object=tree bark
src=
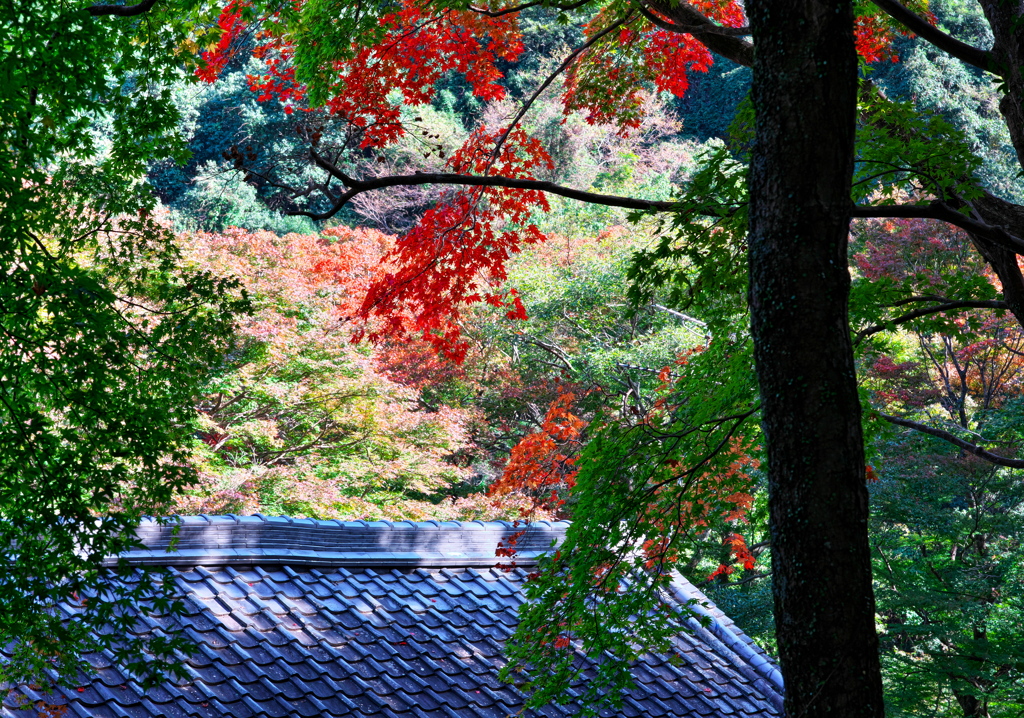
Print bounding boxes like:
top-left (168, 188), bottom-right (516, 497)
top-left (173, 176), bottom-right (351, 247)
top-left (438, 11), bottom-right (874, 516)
top-left (954, 692), bottom-right (990, 718)
top-left (978, 2), bottom-right (1024, 166)
top-left (967, 192), bottom-right (1024, 329)
top-left (747, 1), bottom-right (885, 716)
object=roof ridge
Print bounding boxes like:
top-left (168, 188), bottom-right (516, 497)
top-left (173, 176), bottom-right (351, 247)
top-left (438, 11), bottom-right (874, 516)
top-left (668, 576), bottom-right (785, 711)
top-left (107, 515), bottom-right (570, 569)
top-left (144, 515), bottom-right (569, 527)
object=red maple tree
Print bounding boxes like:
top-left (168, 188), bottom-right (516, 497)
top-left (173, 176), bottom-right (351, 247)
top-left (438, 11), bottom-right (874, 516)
top-left (194, 0), bottom-right (902, 361)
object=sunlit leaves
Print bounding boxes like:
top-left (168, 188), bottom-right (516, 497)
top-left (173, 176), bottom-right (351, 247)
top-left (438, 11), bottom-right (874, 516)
top-left (854, 89), bottom-right (983, 205)
top-left (0, 193), bottom-right (247, 689)
top-left (357, 126), bottom-right (554, 361)
top-left (1, 0), bottom-right (250, 688)
top-left (504, 337), bottom-right (761, 710)
top-left (626, 143), bottom-right (748, 328)
top-left (488, 392), bottom-right (583, 517)
top-left (849, 216), bottom-right (999, 342)
top-left (204, 0), bottom-right (525, 143)
top-left (561, 5), bottom-right (716, 133)
top-left (849, 202), bottom-right (1024, 713)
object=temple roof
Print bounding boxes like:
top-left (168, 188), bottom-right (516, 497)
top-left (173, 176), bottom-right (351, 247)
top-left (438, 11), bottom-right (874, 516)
top-left (1, 516), bottom-right (783, 718)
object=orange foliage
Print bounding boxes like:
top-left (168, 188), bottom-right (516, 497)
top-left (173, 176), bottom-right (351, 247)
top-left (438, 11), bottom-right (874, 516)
top-left (488, 392), bottom-right (584, 519)
top-left (707, 563), bottom-right (734, 581)
top-left (653, 436), bottom-right (758, 530)
top-left (854, 14), bottom-right (899, 63)
top-left (724, 532), bottom-right (755, 570)
top-left (706, 534), bottom-right (756, 581)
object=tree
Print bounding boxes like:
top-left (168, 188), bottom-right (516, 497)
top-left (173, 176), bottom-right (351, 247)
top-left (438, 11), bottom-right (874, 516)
top-left (746, 2), bottom-right (885, 716)
top-left (192, 0), bottom-right (897, 713)
top-left (11, 0), bottom-right (1024, 715)
top-left (871, 435), bottom-right (1024, 717)
top-left (0, 0), bottom-right (248, 692)
top-left (853, 215), bottom-right (1024, 716)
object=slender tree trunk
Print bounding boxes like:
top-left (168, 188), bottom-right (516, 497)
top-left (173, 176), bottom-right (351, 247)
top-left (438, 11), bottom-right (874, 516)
top-left (746, 2), bottom-right (885, 716)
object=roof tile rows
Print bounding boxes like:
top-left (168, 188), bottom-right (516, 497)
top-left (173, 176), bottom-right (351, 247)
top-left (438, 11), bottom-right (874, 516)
top-left (1, 517), bottom-right (782, 717)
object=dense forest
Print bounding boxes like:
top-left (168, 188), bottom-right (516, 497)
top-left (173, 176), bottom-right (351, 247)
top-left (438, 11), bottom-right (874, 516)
top-left (2, 0), bottom-right (1023, 716)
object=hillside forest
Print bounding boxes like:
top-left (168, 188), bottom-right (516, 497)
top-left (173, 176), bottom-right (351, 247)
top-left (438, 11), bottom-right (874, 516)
top-left (2, 0), bottom-right (1024, 716)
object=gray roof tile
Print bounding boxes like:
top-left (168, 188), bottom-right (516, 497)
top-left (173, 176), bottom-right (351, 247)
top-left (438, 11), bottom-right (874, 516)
top-left (2, 518), bottom-right (782, 717)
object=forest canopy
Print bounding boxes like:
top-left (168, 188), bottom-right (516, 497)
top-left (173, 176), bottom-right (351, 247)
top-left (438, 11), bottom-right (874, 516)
top-left (2, 1), bottom-right (1024, 717)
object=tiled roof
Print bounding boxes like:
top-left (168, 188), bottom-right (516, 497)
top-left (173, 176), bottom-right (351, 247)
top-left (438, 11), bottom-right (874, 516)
top-left (2, 516), bottom-right (783, 717)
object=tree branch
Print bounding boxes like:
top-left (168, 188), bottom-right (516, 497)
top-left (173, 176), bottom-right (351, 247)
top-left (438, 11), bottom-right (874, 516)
top-left (964, 191), bottom-right (1024, 330)
top-left (291, 168), bottom-right (1024, 266)
top-left (698, 570), bottom-right (770, 588)
top-left (650, 304), bottom-right (708, 328)
top-left (516, 335), bottom-right (576, 373)
top-left (733, 571), bottom-right (771, 586)
top-left (644, 0), bottom-right (753, 66)
top-left (868, 0), bottom-right (993, 71)
top-left (877, 412), bottom-right (1024, 468)
top-left (87, 0), bottom-right (159, 17)
top-left (300, 151), bottom-right (677, 220)
top-left (888, 294), bottom-right (955, 307)
top-left (855, 300), bottom-right (1009, 342)
top-left (634, 4), bottom-right (750, 37)
top-left (489, 16), bottom-right (628, 163)
top-left (467, 0), bottom-right (593, 18)
top-left (851, 201), bottom-right (1024, 255)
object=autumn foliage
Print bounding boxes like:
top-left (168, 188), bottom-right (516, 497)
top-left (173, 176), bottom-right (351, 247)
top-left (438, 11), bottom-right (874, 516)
top-left (176, 0), bottom-right (923, 608)
top-left (169, 226), bottom-right (514, 520)
top-left (192, 0), bottom-right (898, 364)
top-left (355, 125), bottom-right (551, 361)
top-left (489, 391), bottom-right (584, 518)
top-left (189, 0), bottom-right (910, 371)
top-left (177, 0), bottom-right (969, 675)
top-left (853, 216), bottom-right (1024, 422)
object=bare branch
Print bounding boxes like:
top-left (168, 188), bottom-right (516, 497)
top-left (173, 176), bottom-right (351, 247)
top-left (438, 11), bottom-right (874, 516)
top-left (489, 17), bottom-right (628, 163)
top-left (516, 335), bottom-right (577, 373)
top-left (888, 294), bottom-right (956, 307)
top-left (868, 0), bottom-right (993, 71)
top-left (301, 151), bottom-right (677, 220)
top-left (87, 0), bottom-right (158, 17)
top-left (878, 412), bottom-right (1024, 468)
top-left (615, 361), bottom-right (667, 376)
top-left (855, 299), bottom-right (1009, 343)
top-left (733, 571), bottom-right (771, 586)
top-left (651, 304), bottom-right (707, 327)
top-left (635, 4), bottom-right (750, 37)
top-left (851, 201), bottom-right (1024, 255)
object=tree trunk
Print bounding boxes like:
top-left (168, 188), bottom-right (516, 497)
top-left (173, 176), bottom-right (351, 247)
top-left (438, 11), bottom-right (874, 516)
top-left (746, 2), bottom-right (885, 717)
top-left (968, 192), bottom-right (1024, 329)
top-left (978, 2), bottom-right (1024, 166)
top-left (955, 692), bottom-right (990, 718)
